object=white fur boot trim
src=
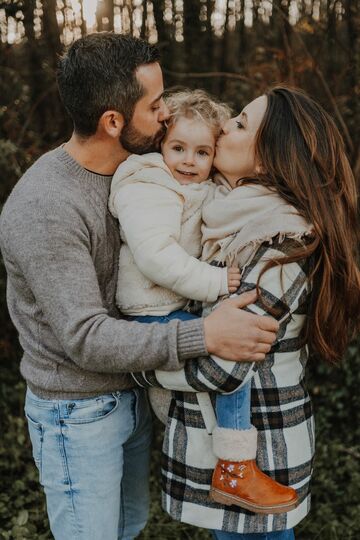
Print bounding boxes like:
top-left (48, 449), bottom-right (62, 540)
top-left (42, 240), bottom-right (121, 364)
top-left (212, 426), bottom-right (257, 461)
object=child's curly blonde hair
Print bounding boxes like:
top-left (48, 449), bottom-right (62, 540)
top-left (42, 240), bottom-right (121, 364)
top-left (164, 89), bottom-right (232, 137)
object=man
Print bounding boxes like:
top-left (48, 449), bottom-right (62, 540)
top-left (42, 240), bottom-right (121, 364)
top-left (0, 33), bottom-right (278, 539)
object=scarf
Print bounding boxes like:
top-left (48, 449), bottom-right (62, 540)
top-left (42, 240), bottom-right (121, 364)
top-left (201, 176), bottom-right (314, 270)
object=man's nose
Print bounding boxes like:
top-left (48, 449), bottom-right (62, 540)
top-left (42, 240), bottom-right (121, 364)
top-left (158, 101), bottom-right (170, 123)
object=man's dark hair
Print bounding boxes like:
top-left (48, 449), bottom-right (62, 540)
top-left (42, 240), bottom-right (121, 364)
top-left (57, 33), bottom-right (160, 137)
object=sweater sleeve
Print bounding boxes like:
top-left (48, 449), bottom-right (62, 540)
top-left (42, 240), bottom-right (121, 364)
top-left (0, 191), bottom-right (207, 373)
top-left (132, 243), bottom-right (309, 393)
top-left (113, 182), bottom-right (228, 302)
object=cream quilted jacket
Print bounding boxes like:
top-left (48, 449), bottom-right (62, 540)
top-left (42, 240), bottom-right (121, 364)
top-left (109, 153), bottom-right (228, 315)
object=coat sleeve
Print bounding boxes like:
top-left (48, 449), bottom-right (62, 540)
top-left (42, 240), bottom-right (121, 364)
top-left (113, 182), bottom-right (228, 302)
top-left (132, 243), bottom-right (310, 393)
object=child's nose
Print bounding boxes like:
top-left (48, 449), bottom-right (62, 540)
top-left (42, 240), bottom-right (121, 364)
top-left (183, 152), bottom-right (195, 165)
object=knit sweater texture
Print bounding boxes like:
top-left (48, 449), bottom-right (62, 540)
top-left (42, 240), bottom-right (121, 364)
top-left (0, 147), bottom-right (207, 399)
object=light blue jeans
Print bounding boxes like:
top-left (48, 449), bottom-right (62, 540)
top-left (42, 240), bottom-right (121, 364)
top-left (25, 386), bottom-right (152, 540)
top-left (216, 379), bottom-right (252, 430)
top-left (212, 529), bottom-right (295, 539)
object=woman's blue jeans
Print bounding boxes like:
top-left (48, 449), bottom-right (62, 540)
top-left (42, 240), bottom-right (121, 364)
top-left (212, 529), bottom-right (295, 539)
top-left (130, 310), bottom-right (252, 431)
top-left (25, 386), bottom-right (152, 540)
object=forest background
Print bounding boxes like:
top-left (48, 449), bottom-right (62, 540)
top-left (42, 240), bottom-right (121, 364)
top-left (0, 1), bottom-right (359, 539)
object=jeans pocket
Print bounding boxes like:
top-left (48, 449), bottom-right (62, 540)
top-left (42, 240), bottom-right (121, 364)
top-left (25, 413), bottom-right (44, 483)
top-left (62, 394), bottom-right (119, 425)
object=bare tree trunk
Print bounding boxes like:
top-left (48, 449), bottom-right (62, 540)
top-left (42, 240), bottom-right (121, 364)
top-left (23, 0), bottom-right (37, 44)
top-left (252, 0), bottom-right (260, 31)
top-left (152, 0), bottom-right (167, 44)
top-left (206, 0), bottom-right (214, 70)
top-left (345, 0), bottom-right (359, 166)
top-left (22, 0), bottom-right (65, 139)
top-left (219, 0), bottom-right (230, 94)
top-left (282, 1), bottom-right (294, 84)
top-left (326, 0), bottom-right (337, 81)
top-left (140, 0), bottom-right (147, 39)
top-left (183, 0), bottom-right (202, 71)
top-left (80, 0), bottom-right (87, 36)
top-left (221, 0), bottom-right (230, 70)
top-left (42, 0), bottom-right (62, 70)
top-left (96, 0), bottom-right (114, 32)
top-left (106, 0), bottom-right (115, 32)
top-left (273, 0), bottom-right (294, 83)
top-left (22, 0), bottom-right (42, 122)
top-left (237, 0), bottom-right (246, 63)
top-left (345, 0), bottom-right (357, 90)
top-left (128, 0), bottom-right (133, 36)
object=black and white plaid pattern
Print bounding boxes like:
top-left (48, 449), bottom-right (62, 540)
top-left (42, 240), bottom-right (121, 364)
top-left (133, 238), bottom-right (315, 533)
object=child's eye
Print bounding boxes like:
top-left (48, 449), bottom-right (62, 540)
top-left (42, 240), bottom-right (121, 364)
top-left (236, 120), bottom-right (244, 129)
top-left (152, 106), bottom-right (160, 111)
top-left (198, 150), bottom-right (209, 156)
top-left (173, 145), bottom-right (184, 152)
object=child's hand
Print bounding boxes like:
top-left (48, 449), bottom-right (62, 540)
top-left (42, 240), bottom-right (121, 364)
top-left (227, 266), bottom-right (241, 293)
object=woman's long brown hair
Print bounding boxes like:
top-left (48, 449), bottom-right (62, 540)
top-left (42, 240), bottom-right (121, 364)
top-left (254, 86), bottom-right (360, 363)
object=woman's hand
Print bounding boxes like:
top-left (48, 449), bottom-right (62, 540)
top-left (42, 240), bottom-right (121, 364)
top-left (203, 290), bottom-right (279, 362)
top-left (227, 266), bottom-right (241, 293)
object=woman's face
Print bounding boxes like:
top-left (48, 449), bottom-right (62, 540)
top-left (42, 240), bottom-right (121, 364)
top-left (214, 95), bottom-right (268, 188)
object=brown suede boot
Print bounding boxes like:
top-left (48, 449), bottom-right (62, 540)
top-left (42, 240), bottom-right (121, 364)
top-left (209, 427), bottom-right (299, 514)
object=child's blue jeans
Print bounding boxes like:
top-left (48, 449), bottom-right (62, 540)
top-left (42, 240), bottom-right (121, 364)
top-left (130, 310), bottom-right (252, 430)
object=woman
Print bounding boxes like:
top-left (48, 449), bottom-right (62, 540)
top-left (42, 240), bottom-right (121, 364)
top-left (132, 86), bottom-right (360, 538)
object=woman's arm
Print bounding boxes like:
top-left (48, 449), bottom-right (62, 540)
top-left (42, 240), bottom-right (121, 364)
top-left (132, 240), bottom-right (310, 393)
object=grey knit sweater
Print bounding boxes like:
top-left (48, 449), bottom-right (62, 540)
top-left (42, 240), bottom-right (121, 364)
top-left (0, 147), bottom-right (206, 399)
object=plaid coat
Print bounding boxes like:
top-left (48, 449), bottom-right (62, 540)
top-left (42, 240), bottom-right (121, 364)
top-left (133, 237), bottom-right (315, 534)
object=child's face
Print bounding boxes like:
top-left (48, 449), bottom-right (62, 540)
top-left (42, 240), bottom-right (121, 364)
top-left (161, 117), bottom-right (215, 185)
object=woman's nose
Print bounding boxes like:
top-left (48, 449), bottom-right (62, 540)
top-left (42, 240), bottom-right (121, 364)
top-left (221, 119), bottom-right (232, 135)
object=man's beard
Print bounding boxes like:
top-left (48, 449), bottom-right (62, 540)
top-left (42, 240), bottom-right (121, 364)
top-left (120, 121), bottom-right (166, 154)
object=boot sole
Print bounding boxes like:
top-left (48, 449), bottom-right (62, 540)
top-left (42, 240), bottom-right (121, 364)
top-left (209, 488), bottom-right (299, 514)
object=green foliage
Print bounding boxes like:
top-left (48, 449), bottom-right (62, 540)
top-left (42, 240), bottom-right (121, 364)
top-left (295, 343), bottom-right (360, 540)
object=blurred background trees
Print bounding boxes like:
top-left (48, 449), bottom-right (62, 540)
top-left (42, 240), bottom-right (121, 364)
top-left (0, 1), bottom-right (359, 538)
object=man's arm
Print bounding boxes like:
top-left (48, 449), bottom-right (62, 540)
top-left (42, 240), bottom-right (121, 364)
top-left (0, 191), bottom-right (204, 373)
top-left (0, 191), bottom-right (275, 374)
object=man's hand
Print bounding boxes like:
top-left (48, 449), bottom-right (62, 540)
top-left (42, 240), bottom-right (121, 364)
top-left (203, 290), bottom-right (279, 362)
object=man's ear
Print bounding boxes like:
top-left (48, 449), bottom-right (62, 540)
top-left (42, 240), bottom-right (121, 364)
top-left (98, 110), bottom-right (125, 138)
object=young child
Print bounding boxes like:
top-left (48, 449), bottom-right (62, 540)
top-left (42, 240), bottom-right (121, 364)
top-left (109, 89), bottom-right (298, 514)
top-left (109, 90), bottom-right (239, 318)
